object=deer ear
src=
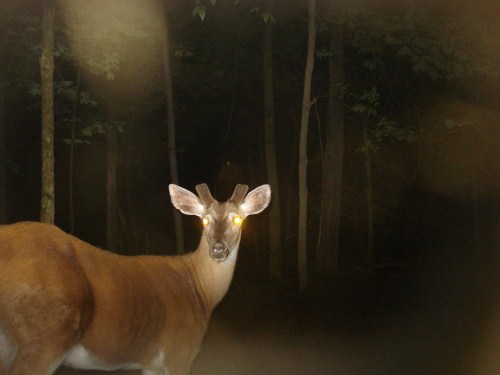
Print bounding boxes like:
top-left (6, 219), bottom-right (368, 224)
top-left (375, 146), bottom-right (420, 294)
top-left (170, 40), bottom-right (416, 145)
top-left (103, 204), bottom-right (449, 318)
top-left (169, 184), bottom-right (204, 216)
top-left (240, 184), bottom-right (271, 216)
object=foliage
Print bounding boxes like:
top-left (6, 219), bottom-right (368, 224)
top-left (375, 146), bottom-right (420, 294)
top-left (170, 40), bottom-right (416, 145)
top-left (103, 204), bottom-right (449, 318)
top-left (2, 1), bottom-right (162, 153)
top-left (344, 6), bottom-right (497, 81)
top-left (63, 120), bottom-right (125, 145)
top-left (2, 0), bottom-right (497, 276)
top-left (443, 118), bottom-right (477, 131)
top-left (250, 7), bottom-right (276, 24)
top-left (349, 87), bottom-right (419, 148)
top-left (193, 0), bottom-right (217, 21)
top-left (331, 3), bottom-right (497, 155)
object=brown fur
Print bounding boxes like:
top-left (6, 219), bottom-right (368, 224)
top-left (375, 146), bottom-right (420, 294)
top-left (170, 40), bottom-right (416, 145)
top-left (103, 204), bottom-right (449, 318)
top-left (0, 222), bottom-right (228, 375)
top-left (0, 184), bottom-right (270, 375)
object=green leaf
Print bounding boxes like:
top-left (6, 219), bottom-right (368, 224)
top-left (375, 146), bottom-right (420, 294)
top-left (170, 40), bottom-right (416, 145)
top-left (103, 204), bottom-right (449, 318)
top-left (63, 138), bottom-right (90, 145)
top-left (29, 84), bottom-right (41, 97)
top-left (442, 118), bottom-right (474, 130)
top-left (316, 50), bottom-right (332, 58)
top-left (398, 46), bottom-right (412, 57)
top-left (193, 5), bottom-right (206, 21)
top-left (359, 87), bottom-right (380, 104)
top-left (351, 104), bottom-right (368, 114)
top-left (363, 57), bottom-right (383, 70)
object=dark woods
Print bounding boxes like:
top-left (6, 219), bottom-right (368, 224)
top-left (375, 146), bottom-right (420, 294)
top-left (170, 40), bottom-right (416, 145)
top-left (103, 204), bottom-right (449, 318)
top-left (0, 0), bottom-right (500, 374)
top-left (1, 0), bottom-right (499, 280)
top-left (1, 0), bottom-right (499, 279)
top-left (0, 1), bottom-right (499, 373)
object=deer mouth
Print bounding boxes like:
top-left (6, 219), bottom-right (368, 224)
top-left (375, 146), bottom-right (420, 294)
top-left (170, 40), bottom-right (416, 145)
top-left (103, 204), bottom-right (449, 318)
top-left (209, 242), bottom-right (230, 262)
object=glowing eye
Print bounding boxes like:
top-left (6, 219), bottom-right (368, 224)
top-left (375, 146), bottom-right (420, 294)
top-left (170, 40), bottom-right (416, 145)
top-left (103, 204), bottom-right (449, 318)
top-left (233, 216), bottom-right (243, 225)
top-left (202, 218), bottom-right (209, 226)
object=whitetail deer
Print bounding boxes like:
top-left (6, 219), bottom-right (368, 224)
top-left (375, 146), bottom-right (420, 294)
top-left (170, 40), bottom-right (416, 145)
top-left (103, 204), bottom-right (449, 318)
top-left (0, 183), bottom-right (270, 375)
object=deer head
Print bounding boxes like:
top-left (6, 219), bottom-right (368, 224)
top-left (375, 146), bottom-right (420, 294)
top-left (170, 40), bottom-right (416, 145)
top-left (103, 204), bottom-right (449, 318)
top-left (169, 183), bottom-right (271, 262)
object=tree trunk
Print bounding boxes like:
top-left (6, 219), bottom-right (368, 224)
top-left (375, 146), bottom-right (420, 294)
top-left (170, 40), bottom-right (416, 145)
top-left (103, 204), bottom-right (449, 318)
top-left (161, 12), bottom-right (184, 255)
top-left (40, 0), bottom-right (55, 224)
top-left (0, 0), bottom-right (10, 225)
top-left (469, 126), bottom-right (481, 249)
top-left (0, 73), bottom-right (6, 224)
top-left (68, 67), bottom-right (81, 234)
top-left (471, 177), bottom-right (480, 248)
top-left (106, 126), bottom-right (119, 251)
top-left (362, 125), bottom-right (374, 271)
top-left (263, 0), bottom-right (282, 280)
top-left (298, 0), bottom-right (316, 293)
top-left (317, 3), bottom-right (344, 277)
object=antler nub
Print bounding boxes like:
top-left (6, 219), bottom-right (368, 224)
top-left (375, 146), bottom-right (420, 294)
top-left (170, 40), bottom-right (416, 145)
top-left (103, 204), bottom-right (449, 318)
top-left (230, 184), bottom-right (249, 205)
top-left (196, 183), bottom-right (215, 206)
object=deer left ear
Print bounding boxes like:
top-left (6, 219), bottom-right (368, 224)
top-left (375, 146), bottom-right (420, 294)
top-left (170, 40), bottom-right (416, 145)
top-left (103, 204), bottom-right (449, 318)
top-left (240, 185), bottom-right (271, 216)
top-left (169, 184), bottom-right (204, 216)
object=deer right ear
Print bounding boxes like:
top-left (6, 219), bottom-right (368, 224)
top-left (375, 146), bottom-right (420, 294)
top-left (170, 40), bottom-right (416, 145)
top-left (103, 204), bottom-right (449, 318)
top-left (169, 184), bottom-right (204, 216)
top-left (240, 184), bottom-right (271, 216)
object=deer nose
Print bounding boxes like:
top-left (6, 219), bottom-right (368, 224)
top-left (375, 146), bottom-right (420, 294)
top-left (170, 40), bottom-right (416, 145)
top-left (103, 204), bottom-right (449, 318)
top-left (210, 242), bottom-right (229, 262)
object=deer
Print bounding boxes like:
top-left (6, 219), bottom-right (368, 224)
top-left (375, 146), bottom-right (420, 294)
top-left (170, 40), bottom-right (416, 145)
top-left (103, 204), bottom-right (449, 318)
top-left (0, 183), bottom-right (271, 375)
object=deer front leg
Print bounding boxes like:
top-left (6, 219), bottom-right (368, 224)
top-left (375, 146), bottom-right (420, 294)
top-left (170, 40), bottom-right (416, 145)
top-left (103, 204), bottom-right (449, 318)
top-left (7, 346), bottom-right (66, 375)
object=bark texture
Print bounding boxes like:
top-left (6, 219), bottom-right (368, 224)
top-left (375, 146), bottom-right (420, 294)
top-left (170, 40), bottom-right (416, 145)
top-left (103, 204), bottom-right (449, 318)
top-left (298, 0), bottom-right (316, 292)
top-left (40, 0), bottom-right (56, 224)
top-left (263, 1), bottom-right (282, 280)
top-left (317, 3), bottom-right (345, 276)
top-left (162, 13), bottom-right (184, 254)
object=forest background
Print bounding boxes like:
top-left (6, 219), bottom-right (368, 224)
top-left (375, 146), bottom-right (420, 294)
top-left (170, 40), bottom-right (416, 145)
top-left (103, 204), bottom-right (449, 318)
top-left (0, 0), bottom-right (499, 374)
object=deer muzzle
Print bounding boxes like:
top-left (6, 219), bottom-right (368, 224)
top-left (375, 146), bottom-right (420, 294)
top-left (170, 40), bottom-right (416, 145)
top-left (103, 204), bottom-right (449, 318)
top-left (209, 242), bottom-right (230, 262)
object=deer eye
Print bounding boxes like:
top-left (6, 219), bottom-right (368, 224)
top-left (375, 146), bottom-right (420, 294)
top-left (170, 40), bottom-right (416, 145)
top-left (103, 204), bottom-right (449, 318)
top-left (232, 215), bottom-right (243, 226)
top-left (202, 217), bottom-right (210, 227)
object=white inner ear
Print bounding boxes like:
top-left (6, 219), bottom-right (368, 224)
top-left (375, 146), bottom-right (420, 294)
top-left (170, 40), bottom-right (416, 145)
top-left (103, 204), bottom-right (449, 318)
top-left (240, 185), bottom-right (271, 216)
top-left (169, 184), bottom-right (204, 216)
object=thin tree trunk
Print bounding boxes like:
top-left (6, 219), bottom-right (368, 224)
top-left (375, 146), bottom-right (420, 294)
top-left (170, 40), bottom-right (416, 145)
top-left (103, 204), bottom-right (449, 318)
top-left (263, 0), bottom-right (282, 280)
top-left (40, 0), bottom-right (55, 224)
top-left (106, 126), bottom-right (119, 251)
top-left (0, 75), bottom-right (6, 224)
top-left (469, 123), bottom-right (481, 249)
top-left (68, 67), bottom-right (81, 234)
top-left (472, 178), bottom-right (480, 247)
top-left (0, 0), bottom-right (9, 225)
top-left (161, 13), bottom-right (184, 255)
top-left (362, 125), bottom-right (374, 271)
top-left (317, 3), bottom-right (344, 277)
top-left (298, 0), bottom-right (316, 293)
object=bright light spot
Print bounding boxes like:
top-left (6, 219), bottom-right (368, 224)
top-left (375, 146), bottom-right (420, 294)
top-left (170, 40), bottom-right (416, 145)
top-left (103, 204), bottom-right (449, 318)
top-left (60, 0), bottom-right (163, 106)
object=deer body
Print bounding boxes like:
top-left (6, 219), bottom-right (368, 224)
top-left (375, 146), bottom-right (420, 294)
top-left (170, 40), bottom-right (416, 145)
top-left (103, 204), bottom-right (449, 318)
top-left (0, 184), bottom-right (271, 375)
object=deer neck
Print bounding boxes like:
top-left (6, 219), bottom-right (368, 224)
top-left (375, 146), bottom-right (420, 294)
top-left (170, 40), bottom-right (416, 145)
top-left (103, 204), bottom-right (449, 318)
top-left (186, 234), bottom-right (240, 310)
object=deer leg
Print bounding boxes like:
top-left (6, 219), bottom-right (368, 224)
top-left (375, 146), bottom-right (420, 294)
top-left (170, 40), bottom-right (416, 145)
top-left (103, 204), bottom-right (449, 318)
top-left (0, 328), bottom-right (16, 375)
top-left (7, 346), bottom-right (65, 375)
top-left (0, 280), bottom-right (85, 375)
top-left (0, 305), bottom-right (81, 375)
